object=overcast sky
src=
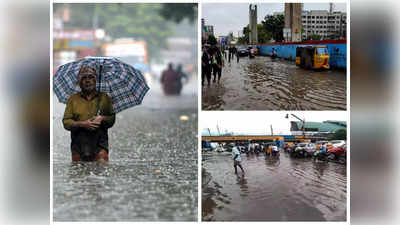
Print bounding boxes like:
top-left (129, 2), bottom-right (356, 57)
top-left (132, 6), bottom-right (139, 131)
top-left (201, 111), bottom-right (348, 136)
top-left (202, 3), bottom-right (347, 37)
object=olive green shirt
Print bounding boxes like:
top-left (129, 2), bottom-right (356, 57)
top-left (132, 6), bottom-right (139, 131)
top-left (63, 91), bottom-right (115, 130)
top-left (63, 91), bottom-right (115, 155)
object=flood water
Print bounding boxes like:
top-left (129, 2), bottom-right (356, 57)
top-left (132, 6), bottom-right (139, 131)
top-left (202, 151), bottom-right (347, 221)
top-left (202, 56), bottom-right (346, 110)
top-left (53, 77), bottom-right (198, 221)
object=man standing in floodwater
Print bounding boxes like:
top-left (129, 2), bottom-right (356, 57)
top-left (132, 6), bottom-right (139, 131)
top-left (232, 143), bottom-right (245, 174)
top-left (63, 66), bottom-right (115, 162)
top-left (211, 47), bottom-right (224, 83)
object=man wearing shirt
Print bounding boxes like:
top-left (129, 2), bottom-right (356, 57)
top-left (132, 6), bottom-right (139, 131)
top-left (232, 143), bottom-right (245, 174)
top-left (272, 145), bottom-right (279, 156)
top-left (63, 66), bottom-right (115, 162)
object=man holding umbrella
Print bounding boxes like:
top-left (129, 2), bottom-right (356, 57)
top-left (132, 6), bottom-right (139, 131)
top-left (54, 57), bottom-right (150, 162)
top-left (63, 66), bottom-right (115, 162)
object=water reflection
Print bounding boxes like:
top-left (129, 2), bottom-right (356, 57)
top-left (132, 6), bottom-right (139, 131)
top-left (202, 56), bottom-right (346, 110)
top-left (202, 151), bottom-right (347, 221)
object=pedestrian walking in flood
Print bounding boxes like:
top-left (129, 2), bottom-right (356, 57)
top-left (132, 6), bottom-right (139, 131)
top-left (228, 45), bottom-right (233, 63)
top-left (202, 45), bottom-right (212, 86)
top-left (232, 143), bottom-right (245, 174)
top-left (160, 63), bottom-right (185, 95)
top-left (62, 66), bottom-right (115, 162)
top-left (54, 57), bottom-right (149, 162)
top-left (211, 46), bottom-right (223, 83)
top-left (236, 47), bottom-right (240, 63)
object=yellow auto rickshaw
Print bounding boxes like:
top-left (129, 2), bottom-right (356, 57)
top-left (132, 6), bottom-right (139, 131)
top-left (296, 45), bottom-right (330, 70)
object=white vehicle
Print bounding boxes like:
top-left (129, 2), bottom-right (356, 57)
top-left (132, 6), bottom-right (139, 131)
top-left (330, 140), bottom-right (346, 148)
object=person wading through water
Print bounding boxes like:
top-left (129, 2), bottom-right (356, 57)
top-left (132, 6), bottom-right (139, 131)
top-left (211, 46), bottom-right (224, 84)
top-left (63, 66), bottom-right (115, 162)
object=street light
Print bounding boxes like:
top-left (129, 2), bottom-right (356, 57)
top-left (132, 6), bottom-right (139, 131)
top-left (285, 113), bottom-right (306, 138)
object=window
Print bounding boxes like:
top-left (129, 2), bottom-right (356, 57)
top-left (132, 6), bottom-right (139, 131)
top-left (316, 47), bottom-right (328, 55)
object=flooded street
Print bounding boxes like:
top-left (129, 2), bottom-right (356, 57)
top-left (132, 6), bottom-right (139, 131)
top-left (202, 56), bottom-right (346, 110)
top-left (53, 77), bottom-right (198, 221)
top-left (202, 151), bottom-right (347, 221)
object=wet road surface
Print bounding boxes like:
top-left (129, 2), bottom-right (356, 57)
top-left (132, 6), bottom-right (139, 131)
top-left (53, 78), bottom-right (198, 221)
top-left (202, 151), bottom-right (347, 221)
top-left (202, 56), bottom-right (346, 110)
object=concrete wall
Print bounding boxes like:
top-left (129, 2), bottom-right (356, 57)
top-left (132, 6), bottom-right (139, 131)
top-left (257, 40), bottom-right (346, 69)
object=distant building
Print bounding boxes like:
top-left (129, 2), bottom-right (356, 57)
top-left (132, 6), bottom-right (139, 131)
top-left (290, 120), bottom-right (346, 136)
top-left (301, 10), bottom-right (347, 40)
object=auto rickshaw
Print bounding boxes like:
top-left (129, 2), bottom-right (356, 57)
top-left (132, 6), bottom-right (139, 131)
top-left (296, 45), bottom-right (330, 70)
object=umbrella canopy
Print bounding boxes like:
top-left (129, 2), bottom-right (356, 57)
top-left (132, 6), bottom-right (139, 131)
top-left (53, 57), bottom-right (150, 113)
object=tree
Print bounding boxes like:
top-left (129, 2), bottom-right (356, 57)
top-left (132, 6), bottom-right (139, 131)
top-left (159, 3), bottom-right (197, 23)
top-left (328, 129), bottom-right (347, 140)
top-left (238, 25), bottom-right (250, 44)
top-left (257, 24), bottom-right (271, 43)
top-left (262, 14), bottom-right (284, 42)
top-left (308, 34), bottom-right (322, 41)
top-left (55, 3), bottom-right (190, 59)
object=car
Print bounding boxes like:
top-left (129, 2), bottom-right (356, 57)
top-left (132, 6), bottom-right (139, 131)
top-left (327, 144), bottom-right (347, 161)
top-left (330, 140), bottom-right (346, 148)
top-left (294, 142), bottom-right (317, 157)
top-left (237, 47), bottom-right (249, 56)
top-left (238, 146), bottom-right (247, 153)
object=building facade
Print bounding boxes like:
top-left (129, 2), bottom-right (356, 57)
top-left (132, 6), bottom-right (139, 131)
top-left (284, 3), bottom-right (303, 42)
top-left (301, 10), bottom-right (347, 40)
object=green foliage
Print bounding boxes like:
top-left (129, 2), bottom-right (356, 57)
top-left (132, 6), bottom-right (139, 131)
top-left (257, 24), bottom-right (271, 43)
top-left (57, 3), bottom-right (195, 58)
top-left (159, 3), bottom-right (197, 23)
top-left (238, 25), bottom-right (250, 44)
top-left (308, 34), bottom-right (322, 41)
top-left (239, 14), bottom-right (284, 44)
top-left (328, 129), bottom-right (347, 141)
top-left (262, 14), bottom-right (284, 42)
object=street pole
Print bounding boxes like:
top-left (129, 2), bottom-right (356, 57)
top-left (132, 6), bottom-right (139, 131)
top-left (270, 125), bottom-right (274, 136)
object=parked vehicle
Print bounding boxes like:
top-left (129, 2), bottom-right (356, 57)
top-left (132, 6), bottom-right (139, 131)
top-left (296, 45), bottom-right (330, 70)
top-left (237, 46), bottom-right (249, 56)
top-left (238, 146), bottom-right (247, 154)
top-left (327, 144), bottom-right (347, 161)
top-left (330, 140), bottom-right (346, 148)
top-left (294, 142), bottom-right (317, 157)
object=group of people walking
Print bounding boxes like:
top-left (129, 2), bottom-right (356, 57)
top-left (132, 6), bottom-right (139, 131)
top-left (201, 44), bottom-right (242, 86)
top-left (160, 63), bottom-right (188, 95)
top-left (201, 45), bottom-right (224, 86)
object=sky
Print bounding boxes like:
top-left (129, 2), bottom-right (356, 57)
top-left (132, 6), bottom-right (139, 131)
top-left (201, 111), bottom-right (348, 136)
top-left (202, 3), bottom-right (347, 37)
